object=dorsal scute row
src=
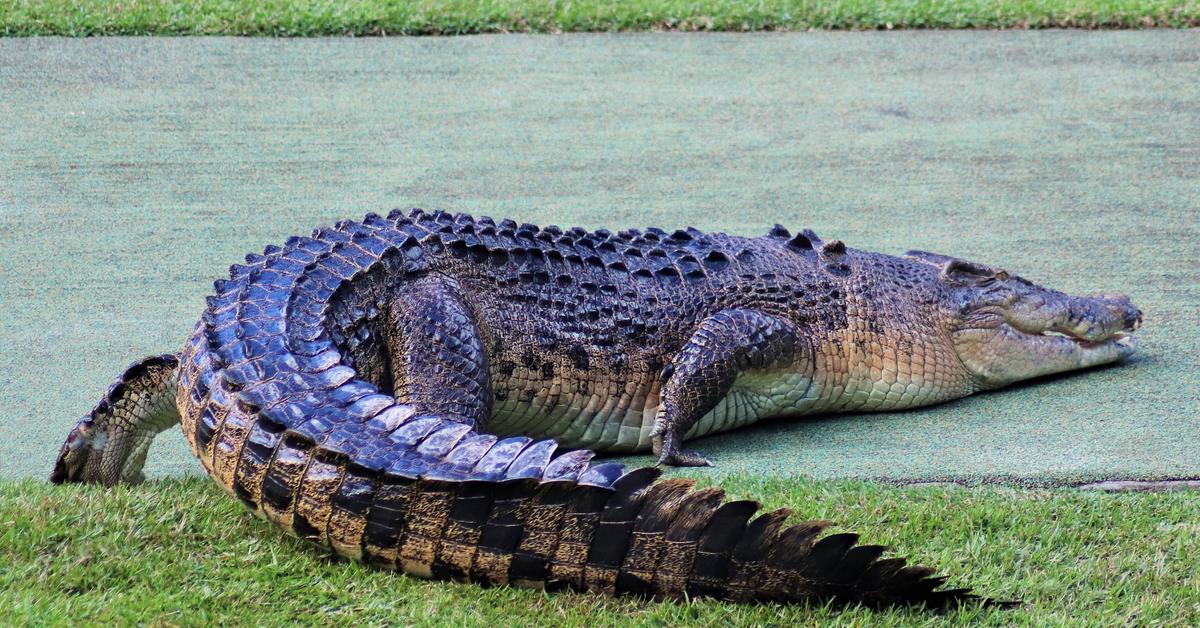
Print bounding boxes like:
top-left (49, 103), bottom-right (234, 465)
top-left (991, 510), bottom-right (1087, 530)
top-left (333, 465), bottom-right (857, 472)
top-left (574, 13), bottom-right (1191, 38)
top-left (764, 223), bottom-right (858, 280)
top-left (385, 208), bottom-right (755, 285)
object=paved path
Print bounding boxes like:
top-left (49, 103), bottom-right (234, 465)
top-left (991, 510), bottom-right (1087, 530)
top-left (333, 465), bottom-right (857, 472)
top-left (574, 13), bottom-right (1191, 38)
top-left (1, 33), bottom-right (1197, 483)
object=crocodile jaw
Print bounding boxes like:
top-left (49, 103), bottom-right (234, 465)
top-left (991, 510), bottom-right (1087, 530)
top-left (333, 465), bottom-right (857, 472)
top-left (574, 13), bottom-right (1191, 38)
top-left (952, 292), bottom-right (1142, 390)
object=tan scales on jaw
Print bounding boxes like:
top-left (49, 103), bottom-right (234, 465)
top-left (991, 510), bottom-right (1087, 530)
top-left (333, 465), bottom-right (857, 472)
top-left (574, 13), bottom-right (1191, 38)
top-left (51, 210), bottom-right (1142, 609)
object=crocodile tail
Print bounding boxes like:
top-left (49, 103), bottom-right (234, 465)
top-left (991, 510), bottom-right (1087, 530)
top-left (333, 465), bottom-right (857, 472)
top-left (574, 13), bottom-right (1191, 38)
top-left (51, 353), bottom-right (181, 486)
top-left (174, 209), bottom-right (995, 608)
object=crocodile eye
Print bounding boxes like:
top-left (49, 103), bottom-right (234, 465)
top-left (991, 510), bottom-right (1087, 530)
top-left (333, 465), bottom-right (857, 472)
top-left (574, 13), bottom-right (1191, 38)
top-left (941, 260), bottom-right (1000, 286)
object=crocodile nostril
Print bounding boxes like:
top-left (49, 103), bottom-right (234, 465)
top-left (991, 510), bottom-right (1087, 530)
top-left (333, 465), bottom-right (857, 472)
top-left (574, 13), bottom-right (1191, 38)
top-left (1126, 309), bottom-right (1143, 331)
top-left (1096, 294), bottom-right (1141, 332)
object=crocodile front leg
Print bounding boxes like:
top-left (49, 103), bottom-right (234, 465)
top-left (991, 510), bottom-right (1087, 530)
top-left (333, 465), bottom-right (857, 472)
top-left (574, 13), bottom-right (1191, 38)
top-left (651, 309), bottom-right (802, 467)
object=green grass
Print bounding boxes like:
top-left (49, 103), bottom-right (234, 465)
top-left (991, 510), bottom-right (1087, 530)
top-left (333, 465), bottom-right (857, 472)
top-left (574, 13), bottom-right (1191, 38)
top-left (2, 477), bottom-right (1197, 625)
top-left (1, 0), bottom-right (1198, 35)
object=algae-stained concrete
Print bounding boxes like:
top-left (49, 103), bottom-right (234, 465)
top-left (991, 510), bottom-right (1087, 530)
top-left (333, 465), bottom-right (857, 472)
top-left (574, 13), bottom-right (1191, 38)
top-left (1, 33), bottom-right (1197, 483)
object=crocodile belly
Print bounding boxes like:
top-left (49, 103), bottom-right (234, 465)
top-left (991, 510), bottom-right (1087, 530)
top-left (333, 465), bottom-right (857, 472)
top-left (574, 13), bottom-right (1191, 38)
top-left (488, 375), bottom-right (660, 452)
top-left (487, 367), bottom-right (819, 453)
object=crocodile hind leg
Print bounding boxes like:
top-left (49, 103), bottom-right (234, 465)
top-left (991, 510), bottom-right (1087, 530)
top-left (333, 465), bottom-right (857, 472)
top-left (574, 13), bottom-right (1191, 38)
top-left (385, 274), bottom-right (492, 426)
top-left (380, 274), bottom-right (503, 579)
top-left (651, 310), bottom-right (802, 467)
top-left (51, 354), bottom-right (180, 486)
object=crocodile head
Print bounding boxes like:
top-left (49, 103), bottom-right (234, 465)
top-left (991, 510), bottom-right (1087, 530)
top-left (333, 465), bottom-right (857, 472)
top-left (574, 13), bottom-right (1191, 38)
top-left (905, 250), bottom-right (1142, 390)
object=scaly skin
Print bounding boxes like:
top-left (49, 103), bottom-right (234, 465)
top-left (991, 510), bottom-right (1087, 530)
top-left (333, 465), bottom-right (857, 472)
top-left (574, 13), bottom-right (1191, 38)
top-left (51, 209), bottom-right (1142, 608)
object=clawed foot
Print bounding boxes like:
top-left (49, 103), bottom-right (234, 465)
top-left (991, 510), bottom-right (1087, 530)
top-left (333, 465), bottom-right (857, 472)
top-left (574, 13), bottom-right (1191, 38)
top-left (652, 432), bottom-right (714, 467)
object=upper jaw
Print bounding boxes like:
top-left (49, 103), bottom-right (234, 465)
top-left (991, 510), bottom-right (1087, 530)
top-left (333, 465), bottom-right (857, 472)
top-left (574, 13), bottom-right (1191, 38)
top-left (1005, 293), bottom-right (1142, 345)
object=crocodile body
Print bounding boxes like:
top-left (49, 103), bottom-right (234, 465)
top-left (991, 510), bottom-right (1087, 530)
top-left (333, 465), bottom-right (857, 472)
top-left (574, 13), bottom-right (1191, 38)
top-left (52, 209), bottom-right (1142, 609)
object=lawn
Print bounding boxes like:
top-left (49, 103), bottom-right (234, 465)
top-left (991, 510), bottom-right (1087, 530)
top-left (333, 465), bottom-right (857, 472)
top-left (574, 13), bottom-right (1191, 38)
top-left (2, 476), bottom-right (1197, 625)
top-left (1, 0), bottom-right (1198, 35)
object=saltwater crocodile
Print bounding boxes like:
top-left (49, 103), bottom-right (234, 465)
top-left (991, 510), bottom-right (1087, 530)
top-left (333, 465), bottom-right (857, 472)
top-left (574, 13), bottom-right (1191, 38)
top-left (51, 209), bottom-right (1141, 608)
